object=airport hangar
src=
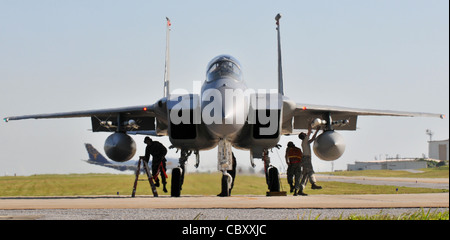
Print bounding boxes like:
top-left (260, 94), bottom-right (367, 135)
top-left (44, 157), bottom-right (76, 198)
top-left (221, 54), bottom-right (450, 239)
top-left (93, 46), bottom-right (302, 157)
top-left (429, 139), bottom-right (449, 162)
top-left (348, 158), bottom-right (430, 171)
top-left (347, 139), bottom-right (449, 171)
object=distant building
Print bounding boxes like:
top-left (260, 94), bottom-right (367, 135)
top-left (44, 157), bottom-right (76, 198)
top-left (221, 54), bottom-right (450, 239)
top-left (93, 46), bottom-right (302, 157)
top-left (347, 158), bottom-right (429, 171)
top-left (428, 139), bottom-right (449, 161)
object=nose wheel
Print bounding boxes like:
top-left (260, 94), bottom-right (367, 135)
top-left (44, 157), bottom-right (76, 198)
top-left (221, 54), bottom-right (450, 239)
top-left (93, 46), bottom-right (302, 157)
top-left (218, 171), bottom-right (233, 197)
top-left (217, 139), bottom-right (234, 197)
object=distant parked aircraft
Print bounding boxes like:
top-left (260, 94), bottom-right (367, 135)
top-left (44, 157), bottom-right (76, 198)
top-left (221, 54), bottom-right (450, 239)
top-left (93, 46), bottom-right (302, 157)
top-left (84, 143), bottom-right (176, 172)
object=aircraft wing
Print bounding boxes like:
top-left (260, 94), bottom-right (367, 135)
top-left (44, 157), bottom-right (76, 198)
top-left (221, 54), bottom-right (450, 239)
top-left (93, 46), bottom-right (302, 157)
top-left (4, 105), bottom-right (155, 121)
top-left (292, 103), bottom-right (444, 131)
top-left (3, 104), bottom-right (163, 135)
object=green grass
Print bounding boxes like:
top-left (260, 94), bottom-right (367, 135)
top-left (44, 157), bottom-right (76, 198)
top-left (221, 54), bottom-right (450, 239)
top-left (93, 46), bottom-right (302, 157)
top-left (0, 172), bottom-right (447, 197)
top-left (323, 166), bottom-right (449, 178)
top-left (291, 208), bottom-right (450, 220)
top-left (333, 208), bottom-right (449, 220)
top-left (0, 174), bottom-right (135, 196)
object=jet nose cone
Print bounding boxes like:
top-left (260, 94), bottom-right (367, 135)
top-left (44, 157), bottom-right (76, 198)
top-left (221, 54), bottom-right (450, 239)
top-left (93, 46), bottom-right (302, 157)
top-left (206, 101), bottom-right (245, 138)
top-left (207, 122), bottom-right (242, 138)
top-left (202, 84), bottom-right (248, 138)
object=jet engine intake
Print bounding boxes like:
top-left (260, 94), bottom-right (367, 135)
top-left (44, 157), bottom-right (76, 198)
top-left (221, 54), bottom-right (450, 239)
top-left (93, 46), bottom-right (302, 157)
top-left (313, 130), bottom-right (345, 161)
top-left (104, 132), bottom-right (136, 162)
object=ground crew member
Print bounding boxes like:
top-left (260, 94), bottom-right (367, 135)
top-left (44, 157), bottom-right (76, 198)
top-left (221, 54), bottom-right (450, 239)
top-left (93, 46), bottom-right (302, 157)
top-left (144, 136), bottom-right (168, 193)
top-left (298, 125), bottom-right (322, 196)
top-left (285, 141), bottom-right (303, 196)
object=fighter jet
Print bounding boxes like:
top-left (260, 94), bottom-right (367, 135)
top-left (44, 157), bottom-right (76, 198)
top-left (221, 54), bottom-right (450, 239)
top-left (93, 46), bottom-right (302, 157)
top-left (4, 15), bottom-right (444, 197)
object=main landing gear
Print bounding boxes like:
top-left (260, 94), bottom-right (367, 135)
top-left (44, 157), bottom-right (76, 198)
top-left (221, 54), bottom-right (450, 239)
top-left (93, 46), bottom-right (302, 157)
top-left (170, 149), bottom-right (198, 197)
top-left (262, 149), bottom-right (282, 194)
top-left (170, 142), bottom-right (284, 197)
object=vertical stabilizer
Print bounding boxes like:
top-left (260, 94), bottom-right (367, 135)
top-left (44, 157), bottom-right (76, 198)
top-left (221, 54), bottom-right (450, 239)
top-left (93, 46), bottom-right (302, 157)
top-left (275, 14), bottom-right (284, 96)
top-left (85, 144), bottom-right (110, 164)
top-left (163, 17), bottom-right (171, 98)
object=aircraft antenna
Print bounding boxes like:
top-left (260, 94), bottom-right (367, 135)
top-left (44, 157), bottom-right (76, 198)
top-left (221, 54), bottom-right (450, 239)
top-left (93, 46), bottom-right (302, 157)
top-left (426, 129), bottom-right (434, 141)
top-left (275, 13), bottom-right (284, 96)
top-left (163, 17), bottom-right (171, 98)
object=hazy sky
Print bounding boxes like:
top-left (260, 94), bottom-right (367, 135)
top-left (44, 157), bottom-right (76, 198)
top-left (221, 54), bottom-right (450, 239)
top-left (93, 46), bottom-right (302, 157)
top-left (0, 0), bottom-right (448, 176)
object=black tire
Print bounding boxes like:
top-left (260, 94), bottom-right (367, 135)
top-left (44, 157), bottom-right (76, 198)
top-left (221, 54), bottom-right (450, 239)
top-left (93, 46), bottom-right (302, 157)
top-left (268, 167), bottom-right (280, 192)
top-left (220, 174), bottom-right (231, 197)
top-left (171, 167), bottom-right (182, 197)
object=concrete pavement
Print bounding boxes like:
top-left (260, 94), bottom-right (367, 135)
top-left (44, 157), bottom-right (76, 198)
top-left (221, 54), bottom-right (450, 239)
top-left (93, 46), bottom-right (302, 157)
top-left (316, 174), bottom-right (449, 189)
top-left (0, 193), bottom-right (448, 210)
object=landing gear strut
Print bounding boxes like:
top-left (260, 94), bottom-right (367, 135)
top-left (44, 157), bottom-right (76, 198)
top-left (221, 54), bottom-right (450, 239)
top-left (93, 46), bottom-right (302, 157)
top-left (218, 139), bottom-right (233, 197)
top-left (262, 149), bottom-right (280, 193)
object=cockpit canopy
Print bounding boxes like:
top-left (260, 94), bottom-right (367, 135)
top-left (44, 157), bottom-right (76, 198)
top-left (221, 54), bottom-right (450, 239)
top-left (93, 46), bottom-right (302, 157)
top-left (206, 55), bottom-right (243, 83)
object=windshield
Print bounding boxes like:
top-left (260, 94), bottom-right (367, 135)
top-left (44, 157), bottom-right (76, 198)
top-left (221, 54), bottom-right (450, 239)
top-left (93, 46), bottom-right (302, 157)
top-left (206, 60), bottom-right (242, 83)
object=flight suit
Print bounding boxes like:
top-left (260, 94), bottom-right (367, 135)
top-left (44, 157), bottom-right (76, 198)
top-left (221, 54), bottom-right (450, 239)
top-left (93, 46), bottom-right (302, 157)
top-left (300, 138), bottom-right (321, 191)
top-left (145, 141), bottom-right (168, 188)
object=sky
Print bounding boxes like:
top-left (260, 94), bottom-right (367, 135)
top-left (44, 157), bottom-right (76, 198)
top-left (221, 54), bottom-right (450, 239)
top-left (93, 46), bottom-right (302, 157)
top-left (0, 0), bottom-right (448, 176)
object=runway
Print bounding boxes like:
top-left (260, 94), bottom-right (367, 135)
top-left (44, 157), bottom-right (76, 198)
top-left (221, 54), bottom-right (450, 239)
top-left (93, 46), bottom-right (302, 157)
top-left (0, 193), bottom-right (448, 210)
top-left (316, 174), bottom-right (449, 190)
top-left (1, 207), bottom-right (448, 220)
top-left (0, 193), bottom-right (448, 220)
top-left (1, 175), bottom-right (448, 220)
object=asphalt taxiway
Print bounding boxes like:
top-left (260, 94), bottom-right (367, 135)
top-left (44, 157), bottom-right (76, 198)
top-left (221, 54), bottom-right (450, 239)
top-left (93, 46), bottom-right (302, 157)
top-left (0, 193), bottom-right (448, 220)
top-left (1, 207), bottom-right (448, 220)
top-left (0, 193), bottom-right (448, 210)
top-left (315, 174), bottom-right (449, 190)
top-left (0, 175), bottom-right (448, 220)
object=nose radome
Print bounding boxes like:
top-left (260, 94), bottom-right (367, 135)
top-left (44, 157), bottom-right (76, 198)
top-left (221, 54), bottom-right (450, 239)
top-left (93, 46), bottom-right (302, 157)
top-left (205, 87), bottom-right (246, 138)
top-left (208, 105), bottom-right (243, 138)
top-left (207, 121), bottom-right (241, 138)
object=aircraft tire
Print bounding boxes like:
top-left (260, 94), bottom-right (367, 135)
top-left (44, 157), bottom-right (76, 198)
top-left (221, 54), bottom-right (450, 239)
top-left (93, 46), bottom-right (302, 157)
top-left (220, 174), bottom-right (231, 197)
top-left (268, 167), bottom-right (280, 192)
top-left (171, 167), bottom-right (182, 197)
